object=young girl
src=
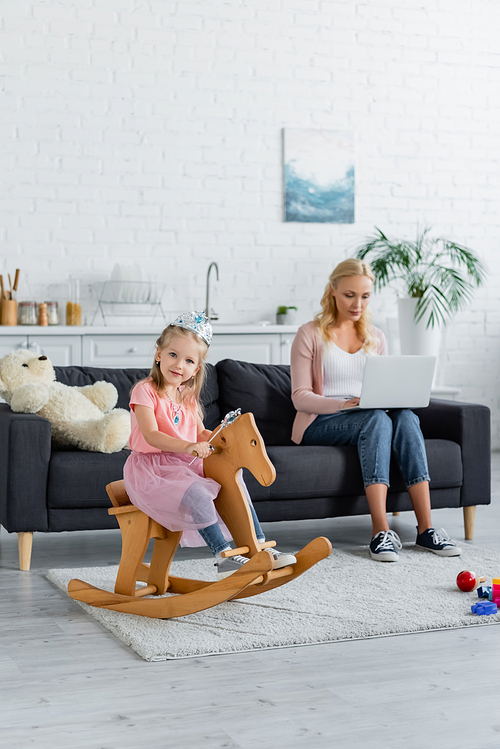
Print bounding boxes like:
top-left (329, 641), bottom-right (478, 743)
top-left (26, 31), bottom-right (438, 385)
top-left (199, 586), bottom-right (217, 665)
top-left (290, 259), bottom-right (461, 562)
top-left (123, 311), bottom-right (296, 579)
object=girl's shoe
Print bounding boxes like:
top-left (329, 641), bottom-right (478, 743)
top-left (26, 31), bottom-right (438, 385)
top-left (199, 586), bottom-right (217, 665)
top-left (215, 554), bottom-right (250, 580)
top-left (369, 530), bottom-right (402, 562)
top-left (266, 548), bottom-right (297, 569)
top-left (415, 527), bottom-right (462, 556)
top-left (215, 549), bottom-right (297, 580)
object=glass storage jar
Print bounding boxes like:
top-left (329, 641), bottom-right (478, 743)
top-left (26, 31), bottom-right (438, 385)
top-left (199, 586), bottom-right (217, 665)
top-left (66, 278), bottom-right (82, 326)
top-left (18, 301), bottom-right (37, 325)
top-left (45, 301), bottom-right (59, 325)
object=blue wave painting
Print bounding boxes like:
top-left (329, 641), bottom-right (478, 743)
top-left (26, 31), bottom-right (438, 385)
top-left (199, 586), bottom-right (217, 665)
top-left (284, 129), bottom-right (355, 223)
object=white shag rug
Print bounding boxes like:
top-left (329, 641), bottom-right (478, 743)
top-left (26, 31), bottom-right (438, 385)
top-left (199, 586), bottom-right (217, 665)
top-left (47, 543), bottom-right (500, 661)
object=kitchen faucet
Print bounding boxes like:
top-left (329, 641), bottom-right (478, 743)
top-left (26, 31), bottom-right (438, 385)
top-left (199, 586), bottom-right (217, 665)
top-left (205, 262), bottom-right (219, 320)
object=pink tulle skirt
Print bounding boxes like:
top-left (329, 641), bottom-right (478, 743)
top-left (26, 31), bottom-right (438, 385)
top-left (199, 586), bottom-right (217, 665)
top-left (123, 451), bottom-right (232, 548)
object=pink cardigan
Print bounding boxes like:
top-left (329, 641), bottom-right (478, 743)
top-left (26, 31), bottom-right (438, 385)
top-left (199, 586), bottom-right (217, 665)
top-left (290, 321), bottom-right (388, 444)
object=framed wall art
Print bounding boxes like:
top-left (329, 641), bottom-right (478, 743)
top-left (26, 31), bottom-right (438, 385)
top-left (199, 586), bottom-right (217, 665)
top-left (284, 129), bottom-right (354, 223)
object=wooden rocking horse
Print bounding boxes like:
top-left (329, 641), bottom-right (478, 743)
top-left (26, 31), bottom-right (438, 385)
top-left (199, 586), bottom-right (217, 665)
top-left (68, 412), bottom-right (332, 618)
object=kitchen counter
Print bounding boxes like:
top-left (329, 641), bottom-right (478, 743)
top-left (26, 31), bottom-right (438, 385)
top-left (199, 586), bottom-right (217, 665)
top-left (0, 324), bottom-right (299, 367)
top-left (0, 324), bottom-right (299, 335)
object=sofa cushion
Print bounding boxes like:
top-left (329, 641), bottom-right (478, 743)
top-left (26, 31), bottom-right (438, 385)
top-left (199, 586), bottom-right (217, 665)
top-left (200, 363), bottom-right (220, 430)
top-left (216, 359), bottom-right (296, 445)
top-left (243, 438), bottom-right (463, 501)
top-left (47, 449), bottom-right (130, 508)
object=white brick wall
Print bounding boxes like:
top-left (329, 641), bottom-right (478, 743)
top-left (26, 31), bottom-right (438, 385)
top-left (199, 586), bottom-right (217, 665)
top-left (2, 0), bottom-right (500, 442)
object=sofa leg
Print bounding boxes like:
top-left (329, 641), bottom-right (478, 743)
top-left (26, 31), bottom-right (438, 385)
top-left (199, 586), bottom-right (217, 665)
top-left (18, 532), bottom-right (33, 571)
top-left (463, 506), bottom-right (476, 541)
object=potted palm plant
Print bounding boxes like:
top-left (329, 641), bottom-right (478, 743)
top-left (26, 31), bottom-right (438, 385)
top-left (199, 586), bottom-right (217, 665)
top-left (355, 226), bottom-right (486, 356)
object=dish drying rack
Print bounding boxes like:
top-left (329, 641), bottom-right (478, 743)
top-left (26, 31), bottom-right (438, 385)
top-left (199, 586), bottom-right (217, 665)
top-left (91, 281), bottom-right (167, 326)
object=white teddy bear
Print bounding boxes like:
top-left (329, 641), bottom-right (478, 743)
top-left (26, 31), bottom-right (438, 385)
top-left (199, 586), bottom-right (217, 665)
top-left (0, 349), bottom-right (131, 453)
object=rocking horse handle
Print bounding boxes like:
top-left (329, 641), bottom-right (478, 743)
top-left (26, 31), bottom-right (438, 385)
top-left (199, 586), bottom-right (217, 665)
top-left (188, 440), bottom-right (215, 466)
top-left (188, 409), bottom-right (241, 465)
top-left (189, 445), bottom-right (215, 460)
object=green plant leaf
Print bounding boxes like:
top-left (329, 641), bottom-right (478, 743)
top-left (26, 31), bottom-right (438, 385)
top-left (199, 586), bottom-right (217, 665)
top-left (355, 226), bottom-right (486, 326)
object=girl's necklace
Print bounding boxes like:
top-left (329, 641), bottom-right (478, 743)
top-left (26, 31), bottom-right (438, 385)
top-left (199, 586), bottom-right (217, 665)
top-left (164, 390), bottom-right (182, 425)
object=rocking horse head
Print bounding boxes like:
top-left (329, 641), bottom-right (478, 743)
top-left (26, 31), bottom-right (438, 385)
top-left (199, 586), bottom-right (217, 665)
top-left (208, 412), bottom-right (276, 487)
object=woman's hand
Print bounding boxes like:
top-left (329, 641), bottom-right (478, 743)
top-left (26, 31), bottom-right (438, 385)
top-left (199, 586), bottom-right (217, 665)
top-left (341, 398), bottom-right (360, 410)
top-left (186, 441), bottom-right (213, 459)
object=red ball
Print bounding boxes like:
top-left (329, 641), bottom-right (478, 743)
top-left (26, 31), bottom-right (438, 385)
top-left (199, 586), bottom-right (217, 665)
top-left (456, 570), bottom-right (477, 592)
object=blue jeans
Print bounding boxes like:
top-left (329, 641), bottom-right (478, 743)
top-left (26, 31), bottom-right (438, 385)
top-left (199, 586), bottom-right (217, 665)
top-left (302, 408), bottom-right (430, 490)
top-left (198, 504), bottom-right (265, 555)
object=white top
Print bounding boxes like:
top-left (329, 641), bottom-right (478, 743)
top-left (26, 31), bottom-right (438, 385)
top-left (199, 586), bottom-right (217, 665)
top-left (322, 341), bottom-right (368, 398)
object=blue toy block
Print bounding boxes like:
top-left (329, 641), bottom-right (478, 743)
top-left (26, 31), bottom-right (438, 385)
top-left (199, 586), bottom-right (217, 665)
top-left (471, 601), bottom-right (498, 616)
top-left (477, 586), bottom-right (492, 599)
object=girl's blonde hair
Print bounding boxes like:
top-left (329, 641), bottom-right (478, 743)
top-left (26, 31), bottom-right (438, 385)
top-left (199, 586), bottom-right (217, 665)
top-left (314, 258), bottom-right (376, 353)
top-left (141, 325), bottom-right (209, 416)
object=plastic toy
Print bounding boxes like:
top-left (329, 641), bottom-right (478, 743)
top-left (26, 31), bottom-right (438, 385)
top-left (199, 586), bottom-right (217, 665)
top-left (471, 601), bottom-right (498, 616)
top-left (67, 412), bottom-right (332, 619)
top-left (456, 570), bottom-right (486, 592)
top-left (477, 585), bottom-right (492, 599)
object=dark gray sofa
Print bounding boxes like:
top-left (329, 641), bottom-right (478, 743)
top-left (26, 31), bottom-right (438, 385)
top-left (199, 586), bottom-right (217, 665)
top-left (0, 359), bottom-right (491, 570)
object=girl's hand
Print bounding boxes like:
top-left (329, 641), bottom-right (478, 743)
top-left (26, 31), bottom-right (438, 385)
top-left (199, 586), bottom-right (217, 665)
top-left (186, 441), bottom-right (213, 459)
top-left (341, 398), bottom-right (360, 410)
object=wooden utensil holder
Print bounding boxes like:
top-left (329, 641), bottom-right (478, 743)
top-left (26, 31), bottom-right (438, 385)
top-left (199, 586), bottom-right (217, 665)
top-left (1, 299), bottom-right (18, 325)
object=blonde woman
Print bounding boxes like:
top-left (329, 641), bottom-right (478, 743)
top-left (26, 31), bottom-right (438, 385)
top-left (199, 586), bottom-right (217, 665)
top-left (290, 259), bottom-right (461, 561)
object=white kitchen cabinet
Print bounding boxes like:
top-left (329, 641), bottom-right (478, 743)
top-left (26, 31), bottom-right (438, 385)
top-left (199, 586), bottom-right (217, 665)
top-left (0, 335), bottom-right (81, 366)
top-left (28, 336), bottom-right (82, 366)
top-left (82, 335), bottom-right (156, 368)
top-left (0, 326), bottom-right (297, 368)
top-left (0, 336), bottom-right (27, 358)
top-left (279, 334), bottom-right (295, 365)
top-left (207, 334), bottom-right (281, 366)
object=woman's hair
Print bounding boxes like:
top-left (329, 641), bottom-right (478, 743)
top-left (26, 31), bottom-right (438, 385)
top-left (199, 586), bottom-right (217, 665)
top-left (314, 258), bottom-right (376, 353)
top-left (140, 325), bottom-right (209, 416)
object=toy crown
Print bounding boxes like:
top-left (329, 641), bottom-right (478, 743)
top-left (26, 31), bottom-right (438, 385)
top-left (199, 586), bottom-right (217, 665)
top-left (170, 310), bottom-right (213, 346)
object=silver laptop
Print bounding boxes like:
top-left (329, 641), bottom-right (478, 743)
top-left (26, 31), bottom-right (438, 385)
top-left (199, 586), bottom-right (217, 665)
top-left (351, 355), bottom-right (436, 410)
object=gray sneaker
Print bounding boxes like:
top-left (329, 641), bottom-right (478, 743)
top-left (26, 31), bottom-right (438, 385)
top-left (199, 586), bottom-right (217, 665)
top-left (216, 554), bottom-right (250, 581)
top-left (266, 548), bottom-right (297, 569)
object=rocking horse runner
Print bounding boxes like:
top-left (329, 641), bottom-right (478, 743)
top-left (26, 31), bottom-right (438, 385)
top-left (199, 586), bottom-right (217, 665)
top-left (68, 311), bottom-right (332, 618)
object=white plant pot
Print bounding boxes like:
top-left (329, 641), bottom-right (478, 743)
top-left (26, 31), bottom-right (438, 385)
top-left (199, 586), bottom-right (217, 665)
top-left (398, 298), bottom-right (442, 385)
top-left (276, 311), bottom-right (296, 325)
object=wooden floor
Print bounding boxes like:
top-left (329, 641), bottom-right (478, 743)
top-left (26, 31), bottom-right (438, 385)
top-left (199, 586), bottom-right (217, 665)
top-left (2, 456), bottom-right (500, 749)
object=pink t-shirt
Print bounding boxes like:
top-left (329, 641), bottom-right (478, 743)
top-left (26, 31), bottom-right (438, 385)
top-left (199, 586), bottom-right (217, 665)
top-left (128, 379), bottom-right (199, 453)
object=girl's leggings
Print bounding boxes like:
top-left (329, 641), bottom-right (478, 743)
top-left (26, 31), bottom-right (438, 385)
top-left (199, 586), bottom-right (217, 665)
top-left (181, 480), bottom-right (265, 555)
